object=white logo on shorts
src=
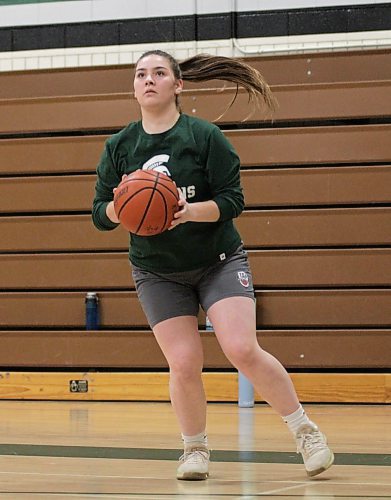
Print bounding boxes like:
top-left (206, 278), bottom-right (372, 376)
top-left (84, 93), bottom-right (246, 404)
top-left (237, 271), bottom-right (249, 288)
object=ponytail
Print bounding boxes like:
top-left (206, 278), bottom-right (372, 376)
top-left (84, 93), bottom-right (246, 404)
top-left (136, 50), bottom-right (277, 117)
top-left (179, 53), bottom-right (277, 113)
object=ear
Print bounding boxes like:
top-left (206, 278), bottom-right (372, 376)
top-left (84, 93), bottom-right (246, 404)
top-left (175, 79), bottom-right (183, 94)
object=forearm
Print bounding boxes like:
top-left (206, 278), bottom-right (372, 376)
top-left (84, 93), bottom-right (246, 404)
top-left (106, 201), bottom-right (120, 223)
top-left (187, 200), bottom-right (220, 222)
top-left (170, 199), bottom-right (220, 229)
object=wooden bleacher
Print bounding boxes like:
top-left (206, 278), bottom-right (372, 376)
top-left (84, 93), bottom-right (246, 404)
top-left (0, 49), bottom-right (390, 402)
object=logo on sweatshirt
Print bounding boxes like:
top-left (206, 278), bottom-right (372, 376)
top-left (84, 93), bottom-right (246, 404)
top-left (142, 154), bottom-right (196, 200)
top-left (142, 154), bottom-right (171, 177)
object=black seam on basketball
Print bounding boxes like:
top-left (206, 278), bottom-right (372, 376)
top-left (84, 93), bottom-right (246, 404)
top-left (118, 175), bottom-right (178, 199)
top-left (116, 186), bottom-right (154, 219)
top-left (135, 174), bottom-right (160, 235)
top-left (155, 171), bottom-right (179, 200)
top-left (127, 180), bottom-right (178, 199)
top-left (154, 188), bottom-right (168, 232)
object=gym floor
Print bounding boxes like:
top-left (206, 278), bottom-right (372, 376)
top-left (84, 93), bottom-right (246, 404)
top-left (0, 401), bottom-right (390, 499)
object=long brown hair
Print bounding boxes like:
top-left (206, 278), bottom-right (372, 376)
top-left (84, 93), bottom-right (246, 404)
top-left (136, 50), bottom-right (277, 117)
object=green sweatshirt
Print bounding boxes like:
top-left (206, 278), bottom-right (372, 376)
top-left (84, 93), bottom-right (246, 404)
top-left (92, 113), bottom-right (244, 272)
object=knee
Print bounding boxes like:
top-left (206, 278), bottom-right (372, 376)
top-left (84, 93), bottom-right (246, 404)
top-left (168, 352), bottom-right (203, 381)
top-left (223, 340), bottom-right (259, 370)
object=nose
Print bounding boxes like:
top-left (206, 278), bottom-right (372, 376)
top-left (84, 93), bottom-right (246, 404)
top-left (145, 73), bottom-right (154, 85)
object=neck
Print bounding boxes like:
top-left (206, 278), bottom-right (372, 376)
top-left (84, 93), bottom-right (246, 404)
top-left (141, 106), bottom-right (180, 134)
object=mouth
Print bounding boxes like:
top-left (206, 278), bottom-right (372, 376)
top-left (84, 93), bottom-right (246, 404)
top-left (144, 89), bottom-right (157, 95)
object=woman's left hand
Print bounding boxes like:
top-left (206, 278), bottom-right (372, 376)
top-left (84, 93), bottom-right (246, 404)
top-left (169, 194), bottom-right (220, 230)
top-left (168, 194), bottom-right (193, 230)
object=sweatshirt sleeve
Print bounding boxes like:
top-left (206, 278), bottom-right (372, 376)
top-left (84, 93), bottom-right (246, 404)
top-left (92, 139), bottom-right (121, 231)
top-left (203, 126), bottom-right (244, 222)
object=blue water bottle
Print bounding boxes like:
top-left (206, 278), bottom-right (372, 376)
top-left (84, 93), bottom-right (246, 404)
top-left (85, 292), bottom-right (99, 330)
top-left (238, 371), bottom-right (254, 408)
top-left (205, 315), bottom-right (213, 331)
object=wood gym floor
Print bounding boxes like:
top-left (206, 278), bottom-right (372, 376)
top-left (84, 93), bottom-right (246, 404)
top-left (0, 401), bottom-right (389, 499)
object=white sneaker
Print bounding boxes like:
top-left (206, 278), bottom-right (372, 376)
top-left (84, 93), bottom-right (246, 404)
top-left (176, 444), bottom-right (210, 480)
top-left (296, 423), bottom-right (334, 477)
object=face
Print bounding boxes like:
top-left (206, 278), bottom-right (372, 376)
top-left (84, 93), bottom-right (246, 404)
top-left (134, 54), bottom-right (183, 110)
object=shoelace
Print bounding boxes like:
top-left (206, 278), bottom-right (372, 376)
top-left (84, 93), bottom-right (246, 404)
top-left (179, 449), bottom-right (209, 464)
top-left (297, 431), bottom-right (325, 456)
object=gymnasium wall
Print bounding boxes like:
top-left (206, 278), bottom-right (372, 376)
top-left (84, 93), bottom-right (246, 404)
top-left (0, 0), bottom-right (390, 401)
top-left (0, 49), bottom-right (390, 375)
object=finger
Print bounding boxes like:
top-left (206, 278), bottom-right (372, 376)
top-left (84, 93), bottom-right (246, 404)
top-left (177, 188), bottom-right (186, 201)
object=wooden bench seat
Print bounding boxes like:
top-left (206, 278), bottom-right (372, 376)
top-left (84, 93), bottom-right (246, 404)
top-left (1, 165), bottom-right (391, 213)
top-left (1, 208), bottom-right (390, 252)
top-left (1, 49), bottom-right (390, 99)
top-left (0, 329), bottom-right (389, 369)
top-left (1, 81), bottom-right (390, 133)
top-left (1, 125), bottom-right (390, 175)
top-left (1, 249), bottom-right (391, 289)
top-left (0, 290), bottom-right (390, 328)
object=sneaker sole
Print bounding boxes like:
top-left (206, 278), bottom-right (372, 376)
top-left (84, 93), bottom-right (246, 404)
top-left (177, 472), bottom-right (209, 481)
top-left (306, 451), bottom-right (335, 477)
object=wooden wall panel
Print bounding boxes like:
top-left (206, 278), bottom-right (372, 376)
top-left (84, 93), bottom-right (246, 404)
top-left (0, 94), bottom-right (135, 134)
top-left (0, 292), bottom-right (144, 328)
top-left (0, 329), bottom-right (389, 369)
top-left (254, 49), bottom-right (391, 84)
top-left (227, 125), bottom-right (391, 166)
top-left (258, 290), bottom-right (391, 328)
top-left (1, 81), bottom-right (390, 133)
top-left (1, 290), bottom-right (390, 328)
top-left (0, 136), bottom-right (105, 175)
top-left (242, 166), bottom-right (391, 207)
top-left (2, 165), bottom-right (391, 214)
top-left (248, 249), bottom-right (391, 287)
top-left (0, 176), bottom-right (95, 213)
top-left (1, 209), bottom-right (391, 252)
top-left (0, 215), bottom-right (129, 252)
top-left (1, 371), bottom-right (390, 402)
top-left (1, 249), bottom-right (391, 290)
top-left (182, 82), bottom-right (391, 123)
top-left (239, 208), bottom-right (391, 248)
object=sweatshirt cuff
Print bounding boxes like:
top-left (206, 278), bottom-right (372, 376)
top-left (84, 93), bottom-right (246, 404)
top-left (214, 197), bottom-right (234, 222)
top-left (96, 203), bottom-right (120, 231)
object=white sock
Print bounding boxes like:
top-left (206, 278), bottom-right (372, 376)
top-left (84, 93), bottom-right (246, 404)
top-left (182, 431), bottom-right (208, 448)
top-left (283, 405), bottom-right (315, 435)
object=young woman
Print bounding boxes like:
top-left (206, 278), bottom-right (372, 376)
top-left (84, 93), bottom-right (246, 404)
top-left (92, 50), bottom-right (334, 481)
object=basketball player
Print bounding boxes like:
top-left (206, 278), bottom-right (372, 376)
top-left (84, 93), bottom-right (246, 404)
top-left (92, 50), bottom-right (334, 480)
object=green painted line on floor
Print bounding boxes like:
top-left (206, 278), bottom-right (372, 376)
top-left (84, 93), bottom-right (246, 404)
top-left (0, 444), bottom-right (390, 466)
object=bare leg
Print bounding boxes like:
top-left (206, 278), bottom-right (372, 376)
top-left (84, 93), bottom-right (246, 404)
top-left (208, 297), bottom-right (300, 416)
top-left (152, 315), bottom-right (206, 435)
top-left (208, 297), bottom-right (334, 477)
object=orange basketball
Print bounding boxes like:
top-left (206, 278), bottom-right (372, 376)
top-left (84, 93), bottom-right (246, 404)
top-left (113, 170), bottom-right (179, 236)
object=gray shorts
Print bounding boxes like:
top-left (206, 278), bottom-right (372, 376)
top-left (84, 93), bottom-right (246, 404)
top-left (131, 245), bottom-right (255, 328)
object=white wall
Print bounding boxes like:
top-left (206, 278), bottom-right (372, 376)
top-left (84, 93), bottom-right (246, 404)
top-left (0, 0), bottom-right (390, 28)
top-left (0, 0), bottom-right (390, 72)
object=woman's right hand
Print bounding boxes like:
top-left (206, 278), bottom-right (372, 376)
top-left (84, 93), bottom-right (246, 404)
top-left (106, 174), bottom-right (128, 223)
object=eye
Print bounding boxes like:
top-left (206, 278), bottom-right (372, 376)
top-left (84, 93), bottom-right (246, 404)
top-left (156, 70), bottom-right (165, 76)
top-left (136, 72), bottom-right (144, 78)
